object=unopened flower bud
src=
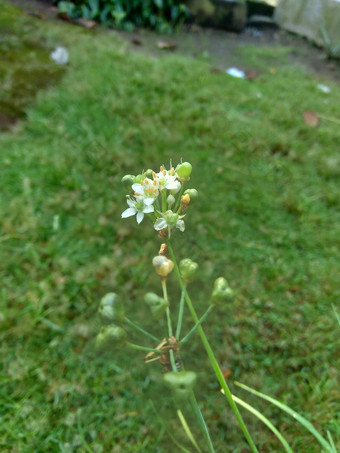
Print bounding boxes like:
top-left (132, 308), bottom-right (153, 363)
top-left (144, 292), bottom-right (169, 318)
top-left (179, 258), bottom-right (198, 284)
top-left (167, 194), bottom-right (175, 207)
top-left (152, 255), bottom-right (174, 279)
top-left (95, 325), bottom-right (127, 350)
top-left (176, 162), bottom-right (192, 180)
top-left (98, 292), bottom-right (124, 324)
top-left (121, 175), bottom-right (135, 190)
top-left (184, 188), bottom-right (198, 203)
top-left (143, 169), bottom-right (153, 179)
top-left (211, 277), bottom-right (234, 305)
top-left (135, 174), bottom-right (145, 183)
top-left (163, 371), bottom-right (197, 401)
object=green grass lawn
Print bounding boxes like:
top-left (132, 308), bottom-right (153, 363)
top-left (1, 2), bottom-right (340, 452)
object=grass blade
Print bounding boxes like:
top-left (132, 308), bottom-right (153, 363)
top-left (235, 382), bottom-right (333, 453)
top-left (230, 394), bottom-right (294, 453)
top-left (326, 431), bottom-right (337, 452)
top-left (177, 409), bottom-right (202, 453)
top-left (332, 304), bottom-right (340, 327)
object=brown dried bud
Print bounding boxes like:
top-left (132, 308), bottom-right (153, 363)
top-left (159, 243), bottom-right (170, 258)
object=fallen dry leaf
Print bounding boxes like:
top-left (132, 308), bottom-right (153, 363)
top-left (303, 110), bottom-right (320, 127)
top-left (156, 41), bottom-right (177, 50)
top-left (210, 67), bottom-right (222, 74)
top-left (245, 69), bottom-right (259, 80)
top-left (222, 368), bottom-right (232, 379)
top-left (131, 38), bottom-right (142, 46)
top-left (76, 18), bottom-right (96, 29)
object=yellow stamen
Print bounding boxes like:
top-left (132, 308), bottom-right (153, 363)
top-left (160, 166), bottom-right (164, 172)
top-left (170, 168), bottom-right (174, 175)
top-left (152, 171), bottom-right (157, 179)
top-left (163, 170), bottom-right (166, 176)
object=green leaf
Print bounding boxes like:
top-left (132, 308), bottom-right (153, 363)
top-left (235, 382), bottom-right (334, 453)
top-left (231, 394), bottom-right (294, 453)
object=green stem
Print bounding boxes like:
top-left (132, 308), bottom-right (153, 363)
top-left (166, 240), bottom-right (259, 453)
top-left (124, 317), bottom-right (159, 343)
top-left (174, 184), bottom-right (185, 212)
top-left (127, 343), bottom-right (163, 354)
top-left (162, 190), bottom-right (167, 212)
top-left (176, 286), bottom-right (186, 339)
top-left (180, 305), bottom-right (214, 344)
top-left (161, 279), bottom-right (177, 372)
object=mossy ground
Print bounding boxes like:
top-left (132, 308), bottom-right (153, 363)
top-left (0, 2), bottom-right (339, 452)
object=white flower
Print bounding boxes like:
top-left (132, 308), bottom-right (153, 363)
top-left (154, 210), bottom-right (185, 234)
top-left (132, 177), bottom-right (159, 203)
top-left (154, 166), bottom-right (180, 191)
top-left (121, 197), bottom-right (154, 224)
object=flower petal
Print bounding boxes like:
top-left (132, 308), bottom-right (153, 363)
top-left (127, 198), bottom-right (135, 208)
top-left (121, 207), bottom-right (136, 218)
top-left (143, 204), bottom-right (154, 214)
top-left (132, 183), bottom-right (143, 193)
top-left (154, 218), bottom-right (167, 230)
top-left (143, 197), bottom-right (155, 206)
top-left (136, 212), bottom-right (144, 224)
top-left (176, 220), bottom-right (185, 232)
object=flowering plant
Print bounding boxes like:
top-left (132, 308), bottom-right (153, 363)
top-left (95, 161), bottom-right (337, 453)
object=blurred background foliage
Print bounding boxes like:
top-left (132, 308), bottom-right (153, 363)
top-left (55, 0), bottom-right (189, 31)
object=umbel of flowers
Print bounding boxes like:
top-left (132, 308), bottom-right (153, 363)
top-left (121, 162), bottom-right (197, 237)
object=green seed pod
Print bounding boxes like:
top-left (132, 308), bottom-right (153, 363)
top-left (164, 210), bottom-right (179, 227)
top-left (98, 293), bottom-right (125, 324)
top-left (211, 277), bottom-right (234, 305)
top-left (121, 174), bottom-right (135, 190)
top-left (176, 162), bottom-right (192, 180)
top-left (95, 325), bottom-right (127, 350)
top-left (144, 292), bottom-right (169, 318)
top-left (143, 169), bottom-right (153, 179)
top-left (163, 371), bottom-right (197, 401)
top-left (184, 188), bottom-right (198, 203)
top-left (152, 255), bottom-right (174, 279)
top-left (179, 258), bottom-right (198, 284)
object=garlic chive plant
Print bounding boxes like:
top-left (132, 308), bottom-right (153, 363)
top-left (95, 161), bottom-right (336, 452)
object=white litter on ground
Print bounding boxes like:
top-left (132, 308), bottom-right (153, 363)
top-left (226, 67), bottom-right (246, 79)
top-left (50, 47), bottom-right (69, 65)
top-left (317, 83), bottom-right (331, 93)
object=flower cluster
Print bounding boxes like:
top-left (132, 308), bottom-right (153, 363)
top-left (121, 162), bottom-right (197, 237)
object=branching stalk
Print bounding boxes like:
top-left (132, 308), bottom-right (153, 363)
top-left (166, 239), bottom-right (259, 453)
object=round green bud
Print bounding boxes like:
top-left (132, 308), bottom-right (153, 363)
top-left (176, 162), bottom-right (192, 180)
top-left (143, 169), bottom-right (153, 179)
top-left (95, 325), bottom-right (127, 350)
top-left (184, 188), bottom-right (198, 203)
top-left (211, 277), bottom-right (234, 305)
top-left (152, 255), bottom-right (174, 279)
top-left (164, 210), bottom-right (179, 227)
top-left (98, 292), bottom-right (125, 324)
top-left (144, 292), bottom-right (169, 318)
top-left (163, 371), bottom-right (197, 401)
top-left (121, 175), bottom-right (135, 190)
top-left (179, 258), bottom-right (198, 284)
